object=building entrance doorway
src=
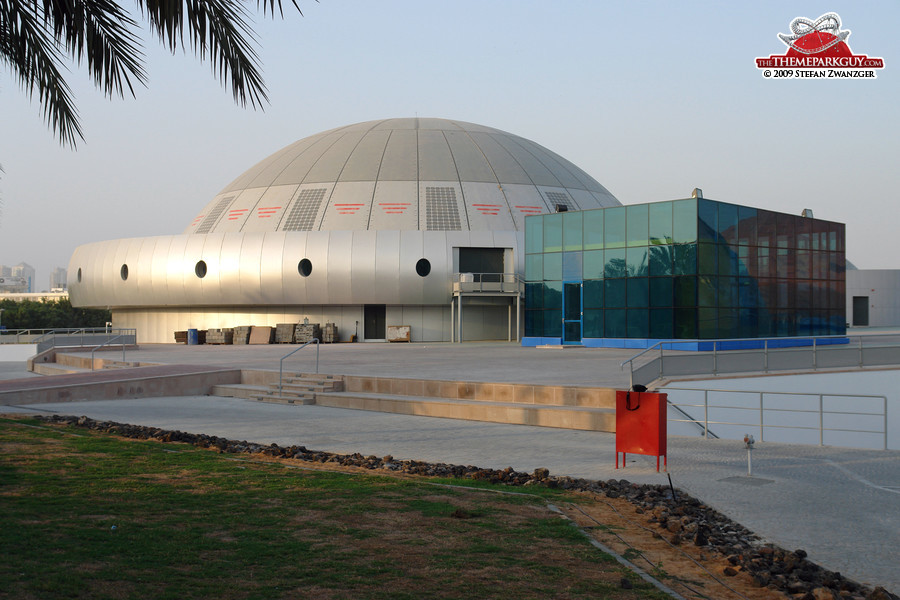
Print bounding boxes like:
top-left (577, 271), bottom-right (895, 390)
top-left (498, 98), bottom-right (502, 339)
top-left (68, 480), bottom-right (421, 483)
top-left (364, 304), bottom-right (386, 339)
top-left (852, 296), bottom-right (869, 327)
top-left (562, 282), bottom-right (582, 344)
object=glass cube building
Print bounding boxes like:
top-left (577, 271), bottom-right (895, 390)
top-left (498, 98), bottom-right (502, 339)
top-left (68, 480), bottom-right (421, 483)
top-left (523, 198), bottom-right (846, 348)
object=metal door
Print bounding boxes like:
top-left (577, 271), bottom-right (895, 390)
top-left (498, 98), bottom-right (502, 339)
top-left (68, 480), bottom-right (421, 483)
top-left (562, 282), bottom-right (582, 344)
top-left (852, 296), bottom-right (869, 326)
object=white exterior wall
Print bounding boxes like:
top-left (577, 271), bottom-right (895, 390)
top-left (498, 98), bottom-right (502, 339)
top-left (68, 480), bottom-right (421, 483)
top-left (846, 270), bottom-right (900, 327)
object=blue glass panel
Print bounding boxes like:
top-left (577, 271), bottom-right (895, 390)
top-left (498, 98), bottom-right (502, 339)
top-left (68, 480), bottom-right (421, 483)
top-left (674, 244), bottom-right (697, 275)
top-left (673, 199), bottom-right (697, 243)
top-left (604, 248), bottom-right (627, 278)
top-left (698, 199), bottom-right (717, 242)
top-left (525, 215), bottom-right (543, 254)
top-left (719, 246), bottom-right (739, 277)
top-left (543, 213), bottom-right (563, 252)
top-left (627, 309), bottom-right (649, 338)
top-left (583, 279), bottom-right (604, 309)
top-left (718, 276), bottom-right (737, 307)
top-left (627, 204), bottom-right (649, 247)
top-left (649, 245), bottom-right (673, 276)
top-left (649, 277), bottom-right (673, 307)
top-left (604, 207), bottom-right (626, 248)
top-left (583, 309), bottom-right (604, 337)
top-left (738, 308), bottom-right (758, 338)
top-left (604, 279), bottom-right (626, 308)
top-left (525, 254), bottom-right (542, 281)
top-left (563, 211), bottom-right (583, 251)
top-left (718, 203), bottom-right (738, 245)
top-left (718, 308), bottom-right (740, 338)
top-left (674, 307), bottom-right (697, 339)
top-left (543, 281), bottom-right (563, 309)
top-left (562, 252), bottom-right (583, 281)
top-left (626, 247), bottom-right (648, 276)
top-left (674, 276), bottom-right (697, 307)
top-left (564, 321), bottom-right (582, 343)
top-left (627, 278), bottom-right (649, 308)
top-left (757, 210), bottom-right (776, 247)
top-left (698, 243), bottom-right (718, 275)
top-left (698, 275), bottom-right (717, 307)
top-left (776, 213), bottom-right (795, 248)
top-left (698, 307), bottom-right (718, 339)
top-left (738, 277), bottom-right (759, 309)
top-left (605, 309), bottom-right (627, 338)
top-left (524, 310), bottom-right (542, 337)
top-left (649, 202), bottom-right (673, 245)
top-left (584, 210), bottom-right (604, 250)
top-left (543, 310), bottom-right (562, 337)
top-left (524, 283), bottom-right (544, 309)
top-left (650, 308), bottom-right (674, 339)
top-left (543, 253), bottom-right (562, 281)
top-left (583, 250), bottom-right (604, 279)
top-left (738, 206), bottom-right (757, 246)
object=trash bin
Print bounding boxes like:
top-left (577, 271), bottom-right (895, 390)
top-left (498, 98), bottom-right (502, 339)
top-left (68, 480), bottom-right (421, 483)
top-left (615, 389), bottom-right (667, 472)
top-left (187, 328), bottom-right (199, 345)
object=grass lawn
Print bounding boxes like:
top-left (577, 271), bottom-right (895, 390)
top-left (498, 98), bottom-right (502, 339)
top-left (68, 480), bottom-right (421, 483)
top-left (0, 416), bottom-right (670, 599)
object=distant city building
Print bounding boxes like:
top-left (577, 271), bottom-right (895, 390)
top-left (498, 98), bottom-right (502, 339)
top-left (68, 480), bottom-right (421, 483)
top-left (50, 267), bottom-right (68, 291)
top-left (10, 263), bottom-right (35, 293)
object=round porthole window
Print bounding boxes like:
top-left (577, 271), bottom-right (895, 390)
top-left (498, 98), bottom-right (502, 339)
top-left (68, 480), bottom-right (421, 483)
top-left (298, 259), bottom-right (312, 277)
top-left (415, 258), bottom-right (431, 277)
top-left (120, 264), bottom-right (129, 281)
top-left (77, 268), bottom-right (82, 283)
top-left (195, 260), bottom-right (207, 278)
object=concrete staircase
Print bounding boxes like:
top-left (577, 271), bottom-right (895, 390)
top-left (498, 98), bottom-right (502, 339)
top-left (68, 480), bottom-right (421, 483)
top-left (247, 374), bottom-right (345, 405)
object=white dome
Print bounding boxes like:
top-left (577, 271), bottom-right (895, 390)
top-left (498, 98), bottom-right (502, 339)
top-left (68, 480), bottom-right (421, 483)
top-left (185, 117), bottom-right (620, 235)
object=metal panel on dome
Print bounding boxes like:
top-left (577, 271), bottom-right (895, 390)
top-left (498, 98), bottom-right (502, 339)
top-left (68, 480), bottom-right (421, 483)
top-left (350, 231), bottom-right (377, 302)
top-left (304, 130), bottom-right (366, 183)
top-left (220, 141), bottom-right (306, 193)
top-left (445, 131), bottom-right (496, 183)
top-left (369, 181), bottom-right (418, 230)
top-left (467, 132), bottom-right (532, 185)
top-left (303, 231), bottom-right (331, 304)
top-left (568, 188), bottom-right (605, 211)
top-left (492, 135), bottom-right (563, 187)
top-left (326, 231), bottom-right (353, 302)
top-left (198, 233), bottom-right (225, 304)
top-left (523, 142), bottom-right (587, 190)
top-left (182, 234), bottom-right (207, 305)
top-left (149, 237), bottom-right (173, 303)
top-left (373, 231), bottom-right (401, 304)
top-left (259, 234), bottom-right (286, 304)
top-left (240, 185), bottom-right (297, 233)
top-left (320, 182), bottom-right (374, 231)
top-left (502, 184), bottom-right (549, 231)
top-left (135, 237), bottom-right (157, 303)
top-left (418, 130), bottom-right (457, 181)
top-left (422, 231), bottom-right (452, 304)
top-left (238, 233), bottom-right (265, 303)
top-left (281, 232), bottom-right (310, 303)
top-left (192, 195), bottom-right (235, 234)
top-left (339, 129), bottom-right (390, 182)
top-left (461, 182), bottom-right (516, 232)
top-left (164, 236), bottom-right (190, 305)
top-left (422, 183), bottom-right (466, 231)
top-left (211, 188), bottom-right (265, 233)
top-left (272, 131), bottom-right (343, 186)
top-left (399, 231), bottom-right (425, 304)
top-left (279, 185), bottom-right (333, 231)
top-left (218, 234), bottom-right (243, 305)
top-left (540, 188), bottom-right (580, 212)
top-left (378, 130), bottom-right (417, 181)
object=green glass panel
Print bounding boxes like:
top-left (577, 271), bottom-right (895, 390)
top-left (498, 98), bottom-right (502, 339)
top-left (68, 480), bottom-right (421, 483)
top-left (649, 245), bottom-right (673, 276)
top-left (562, 252), bottom-right (582, 281)
top-left (718, 203), bottom-right (738, 245)
top-left (583, 250), bottom-right (605, 279)
top-left (738, 277), bottom-right (758, 308)
top-left (698, 275), bottom-right (717, 307)
top-left (649, 202), bottom-right (673, 245)
top-left (543, 253), bottom-right (562, 281)
top-left (524, 283), bottom-right (543, 309)
top-left (627, 277), bottom-right (649, 308)
top-left (718, 308), bottom-right (740, 338)
top-left (524, 309), bottom-right (542, 337)
top-left (674, 276), bottom-right (697, 307)
top-left (543, 310), bottom-right (562, 337)
top-left (604, 248), bottom-right (627, 278)
top-left (776, 213), bottom-right (795, 248)
top-left (738, 246), bottom-right (754, 277)
top-left (739, 308), bottom-right (758, 338)
top-left (627, 309), bottom-right (649, 338)
top-left (698, 199), bottom-right (717, 242)
top-left (605, 309), bottom-right (627, 338)
top-left (674, 307), bottom-right (697, 338)
top-left (698, 307), bottom-right (718, 339)
top-left (525, 254), bottom-right (542, 281)
top-left (563, 211), bottom-right (583, 251)
top-left (583, 309), bottom-right (604, 337)
top-left (525, 215), bottom-right (543, 254)
top-left (672, 199), bottom-right (697, 243)
top-left (738, 206), bottom-right (757, 246)
top-left (698, 243), bottom-right (718, 275)
top-left (626, 204), bottom-right (649, 247)
top-left (718, 246), bottom-right (739, 277)
top-left (604, 279), bottom-right (626, 308)
top-left (758, 308), bottom-right (775, 337)
top-left (583, 279), bottom-right (604, 309)
top-left (649, 308), bottom-right (674, 339)
top-left (649, 277), bottom-right (673, 307)
top-left (543, 213), bottom-right (563, 252)
top-left (604, 206), bottom-right (626, 248)
top-left (757, 210), bottom-right (776, 247)
top-left (543, 281), bottom-right (562, 310)
top-left (564, 283), bottom-right (582, 321)
top-left (674, 244), bottom-right (697, 275)
top-left (583, 210), bottom-right (604, 250)
top-left (718, 276), bottom-right (737, 307)
top-left (626, 247), bottom-right (648, 276)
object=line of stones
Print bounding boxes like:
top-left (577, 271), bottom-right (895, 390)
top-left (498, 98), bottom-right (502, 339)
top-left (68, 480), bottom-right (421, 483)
top-left (39, 415), bottom-right (897, 600)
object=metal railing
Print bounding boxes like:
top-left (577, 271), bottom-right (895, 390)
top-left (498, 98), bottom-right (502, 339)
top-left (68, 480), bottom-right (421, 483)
top-left (665, 387), bottom-right (889, 450)
top-left (453, 272), bottom-right (523, 294)
top-left (622, 333), bottom-right (900, 388)
top-left (90, 335), bottom-right (128, 371)
top-left (5, 327), bottom-right (139, 353)
top-left (279, 338), bottom-right (320, 396)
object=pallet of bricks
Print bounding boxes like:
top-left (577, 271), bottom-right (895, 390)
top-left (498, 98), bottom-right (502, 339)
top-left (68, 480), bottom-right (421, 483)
top-left (275, 323), bottom-right (296, 343)
top-left (206, 328), bottom-right (234, 345)
top-left (232, 326), bottom-right (252, 345)
top-left (294, 323), bottom-right (320, 343)
top-left (174, 331), bottom-right (188, 344)
top-left (322, 322), bottom-right (338, 343)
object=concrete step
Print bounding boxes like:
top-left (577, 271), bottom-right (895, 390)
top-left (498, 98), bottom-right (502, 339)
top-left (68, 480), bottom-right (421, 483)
top-left (210, 383), bottom-right (269, 399)
top-left (315, 392), bottom-right (616, 432)
top-left (249, 393), bottom-right (315, 405)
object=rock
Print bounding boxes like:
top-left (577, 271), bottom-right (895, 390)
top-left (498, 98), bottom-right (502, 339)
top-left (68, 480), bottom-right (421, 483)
top-left (866, 588), bottom-right (899, 600)
top-left (532, 467), bottom-right (549, 480)
top-left (619, 577), bottom-right (633, 589)
top-left (723, 567), bottom-right (738, 577)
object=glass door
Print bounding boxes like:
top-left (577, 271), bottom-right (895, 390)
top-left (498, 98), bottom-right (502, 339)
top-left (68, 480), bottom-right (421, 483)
top-left (563, 282), bottom-right (583, 344)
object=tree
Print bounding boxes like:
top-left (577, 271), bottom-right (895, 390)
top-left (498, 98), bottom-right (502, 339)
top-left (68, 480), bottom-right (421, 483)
top-left (0, 0), bottom-right (304, 147)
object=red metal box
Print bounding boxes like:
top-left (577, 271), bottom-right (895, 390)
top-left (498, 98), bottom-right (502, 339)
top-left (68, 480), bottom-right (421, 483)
top-left (615, 391), bottom-right (667, 472)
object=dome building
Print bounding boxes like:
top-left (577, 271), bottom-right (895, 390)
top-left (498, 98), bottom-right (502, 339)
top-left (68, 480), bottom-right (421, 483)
top-left (68, 118), bottom-right (621, 343)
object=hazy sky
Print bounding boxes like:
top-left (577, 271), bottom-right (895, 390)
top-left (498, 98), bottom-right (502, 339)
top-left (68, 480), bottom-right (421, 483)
top-left (1, 1), bottom-right (898, 289)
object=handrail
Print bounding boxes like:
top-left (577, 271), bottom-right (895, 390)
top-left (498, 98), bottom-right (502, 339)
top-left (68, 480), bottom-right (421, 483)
top-left (665, 387), bottom-right (888, 450)
top-left (667, 400), bottom-right (720, 439)
top-left (279, 338), bottom-right (320, 396)
top-left (453, 272), bottom-right (523, 294)
top-left (90, 335), bottom-right (127, 371)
